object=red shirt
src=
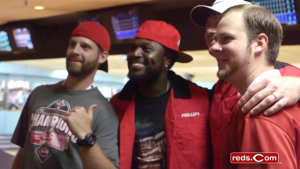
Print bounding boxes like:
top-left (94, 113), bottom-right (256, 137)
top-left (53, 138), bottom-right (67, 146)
top-left (223, 103), bottom-right (300, 169)
top-left (210, 62), bottom-right (300, 169)
top-left (209, 80), bottom-right (240, 169)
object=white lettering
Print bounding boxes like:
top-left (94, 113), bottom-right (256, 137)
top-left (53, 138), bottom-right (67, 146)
top-left (33, 113), bottom-right (40, 126)
top-left (71, 135), bottom-right (77, 143)
top-left (36, 114), bottom-right (45, 126)
top-left (181, 112), bottom-right (200, 118)
top-left (68, 130), bottom-right (72, 137)
top-left (59, 121), bottom-right (67, 131)
top-left (51, 116), bottom-right (59, 126)
top-left (64, 125), bottom-right (69, 134)
top-left (42, 115), bottom-right (51, 126)
top-left (253, 154), bottom-right (264, 163)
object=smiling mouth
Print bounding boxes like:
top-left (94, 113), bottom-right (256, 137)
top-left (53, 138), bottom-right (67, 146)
top-left (131, 62), bottom-right (144, 66)
top-left (217, 59), bottom-right (229, 63)
top-left (129, 62), bottom-right (145, 70)
top-left (68, 59), bottom-right (82, 63)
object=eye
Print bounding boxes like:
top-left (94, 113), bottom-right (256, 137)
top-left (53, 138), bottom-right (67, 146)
top-left (81, 44), bottom-right (91, 51)
top-left (209, 38), bottom-right (216, 44)
top-left (142, 46), bottom-right (152, 52)
top-left (81, 45), bottom-right (88, 49)
top-left (69, 42), bottom-right (76, 48)
top-left (129, 45), bottom-right (138, 53)
top-left (221, 36), bottom-right (232, 43)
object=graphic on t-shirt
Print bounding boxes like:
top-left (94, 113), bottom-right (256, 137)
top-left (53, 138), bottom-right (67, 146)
top-left (135, 117), bottom-right (166, 169)
top-left (28, 100), bottom-right (77, 163)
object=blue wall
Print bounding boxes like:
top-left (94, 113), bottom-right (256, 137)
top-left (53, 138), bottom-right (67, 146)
top-left (0, 111), bottom-right (21, 135)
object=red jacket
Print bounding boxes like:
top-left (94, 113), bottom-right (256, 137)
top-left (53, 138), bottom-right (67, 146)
top-left (111, 71), bottom-right (211, 169)
top-left (223, 103), bottom-right (300, 169)
top-left (209, 61), bottom-right (300, 169)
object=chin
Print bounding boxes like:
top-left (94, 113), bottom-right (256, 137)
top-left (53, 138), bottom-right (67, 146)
top-left (217, 69), bottom-right (231, 80)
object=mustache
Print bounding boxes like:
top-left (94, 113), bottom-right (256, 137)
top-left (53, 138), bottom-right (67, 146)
top-left (66, 55), bottom-right (83, 62)
top-left (127, 55), bottom-right (147, 65)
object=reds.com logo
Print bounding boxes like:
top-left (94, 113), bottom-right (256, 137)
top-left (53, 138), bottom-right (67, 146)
top-left (231, 152), bottom-right (279, 164)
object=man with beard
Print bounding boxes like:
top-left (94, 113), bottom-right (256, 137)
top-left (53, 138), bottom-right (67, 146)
top-left (190, 0), bottom-right (300, 168)
top-left (10, 22), bottom-right (119, 169)
top-left (110, 20), bottom-right (211, 169)
top-left (211, 5), bottom-right (300, 168)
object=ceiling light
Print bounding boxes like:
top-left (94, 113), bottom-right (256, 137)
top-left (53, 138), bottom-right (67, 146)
top-left (34, 6), bottom-right (44, 10)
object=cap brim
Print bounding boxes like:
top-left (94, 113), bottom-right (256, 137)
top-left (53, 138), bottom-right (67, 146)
top-left (190, 5), bottom-right (221, 28)
top-left (174, 51), bottom-right (193, 63)
top-left (98, 60), bottom-right (108, 72)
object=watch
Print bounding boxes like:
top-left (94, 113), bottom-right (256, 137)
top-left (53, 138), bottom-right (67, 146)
top-left (77, 133), bottom-right (97, 147)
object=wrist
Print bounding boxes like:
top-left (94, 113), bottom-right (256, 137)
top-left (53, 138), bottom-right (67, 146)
top-left (77, 133), bottom-right (97, 147)
top-left (78, 129), bottom-right (93, 140)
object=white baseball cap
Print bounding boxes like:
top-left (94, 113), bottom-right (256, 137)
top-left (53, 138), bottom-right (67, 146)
top-left (190, 0), bottom-right (252, 27)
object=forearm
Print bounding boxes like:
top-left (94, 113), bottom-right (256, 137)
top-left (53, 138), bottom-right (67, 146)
top-left (11, 148), bottom-right (24, 169)
top-left (80, 143), bottom-right (118, 169)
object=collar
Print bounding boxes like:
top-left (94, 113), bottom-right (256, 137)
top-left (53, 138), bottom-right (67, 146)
top-left (117, 70), bottom-right (192, 100)
top-left (62, 80), bottom-right (95, 90)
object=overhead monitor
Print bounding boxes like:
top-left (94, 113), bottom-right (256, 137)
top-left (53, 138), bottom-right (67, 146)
top-left (252, 0), bottom-right (298, 26)
top-left (111, 9), bottom-right (140, 40)
top-left (79, 16), bottom-right (101, 24)
top-left (12, 27), bottom-right (34, 51)
top-left (0, 31), bottom-right (12, 52)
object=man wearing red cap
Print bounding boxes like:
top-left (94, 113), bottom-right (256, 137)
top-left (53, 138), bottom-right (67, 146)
top-left (111, 20), bottom-right (210, 169)
top-left (10, 22), bottom-right (119, 169)
top-left (190, 1), bottom-right (300, 169)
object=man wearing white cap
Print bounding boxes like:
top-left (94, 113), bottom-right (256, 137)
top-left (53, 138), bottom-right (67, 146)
top-left (190, 0), bottom-right (300, 169)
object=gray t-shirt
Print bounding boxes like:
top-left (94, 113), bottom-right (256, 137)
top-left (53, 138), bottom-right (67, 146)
top-left (11, 81), bottom-right (120, 169)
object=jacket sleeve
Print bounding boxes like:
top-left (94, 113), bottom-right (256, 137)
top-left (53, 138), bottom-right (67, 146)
top-left (237, 117), bottom-right (297, 169)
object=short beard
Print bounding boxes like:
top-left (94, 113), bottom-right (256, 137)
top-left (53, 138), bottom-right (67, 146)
top-left (217, 44), bottom-right (251, 80)
top-left (128, 63), bottom-right (164, 83)
top-left (67, 56), bottom-right (99, 77)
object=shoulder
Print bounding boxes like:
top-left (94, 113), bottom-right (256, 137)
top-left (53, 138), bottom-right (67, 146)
top-left (32, 82), bottom-right (60, 93)
top-left (187, 80), bottom-right (209, 94)
top-left (275, 61), bottom-right (300, 76)
top-left (93, 97), bottom-right (119, 121)
top-left (110, 93), bottom-right (130, 119)
top-left (245, 104), bottom-right (300, 133)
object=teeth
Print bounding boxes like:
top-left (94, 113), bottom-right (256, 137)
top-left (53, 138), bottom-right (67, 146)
top-left (132, 63), bottom-right (143, 66)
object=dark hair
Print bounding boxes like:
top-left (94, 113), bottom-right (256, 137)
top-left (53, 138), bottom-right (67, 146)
top-left (163, 46), bottom-right (177, 69)
top-left (223, 5), bottom-right (283, 64)
top-left (98, 45), bottom-right (103, 53)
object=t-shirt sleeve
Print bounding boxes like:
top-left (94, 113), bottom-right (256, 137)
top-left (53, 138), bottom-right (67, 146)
top-left (11, 94), bottom-right (32, 148)
top-left (238, 118), bottom-right (297, 169)
top-left (93, 107), bottom-right (120, 168)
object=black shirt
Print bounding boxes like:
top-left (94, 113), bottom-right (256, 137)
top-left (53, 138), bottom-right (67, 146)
top-left (131, 87), bottom-right (171, 169)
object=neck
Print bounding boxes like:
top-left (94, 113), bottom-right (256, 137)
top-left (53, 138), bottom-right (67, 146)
top-left (138, 71), bottom-right (170, 98)
top-left (63, 72), bottom-right (96, 90)
top-left (227, 65), bottom-right (273, 95)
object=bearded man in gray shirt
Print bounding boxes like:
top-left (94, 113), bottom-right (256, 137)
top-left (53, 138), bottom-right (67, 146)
top-left (10, 22), bottom-right (119, 169)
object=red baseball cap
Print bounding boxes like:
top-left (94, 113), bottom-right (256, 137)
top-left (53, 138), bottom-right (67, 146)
top-left (135, 20), bottom-right (193, 63)
top-left (71, 21), bottom-right (110, 72)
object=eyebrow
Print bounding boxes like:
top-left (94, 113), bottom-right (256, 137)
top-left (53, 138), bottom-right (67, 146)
top-left (217, 32), bottom-right (233, 37)
top-left (206, 15), bottom-right (220, 26)
top-left (131, 42), bottom-right (154, 47)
